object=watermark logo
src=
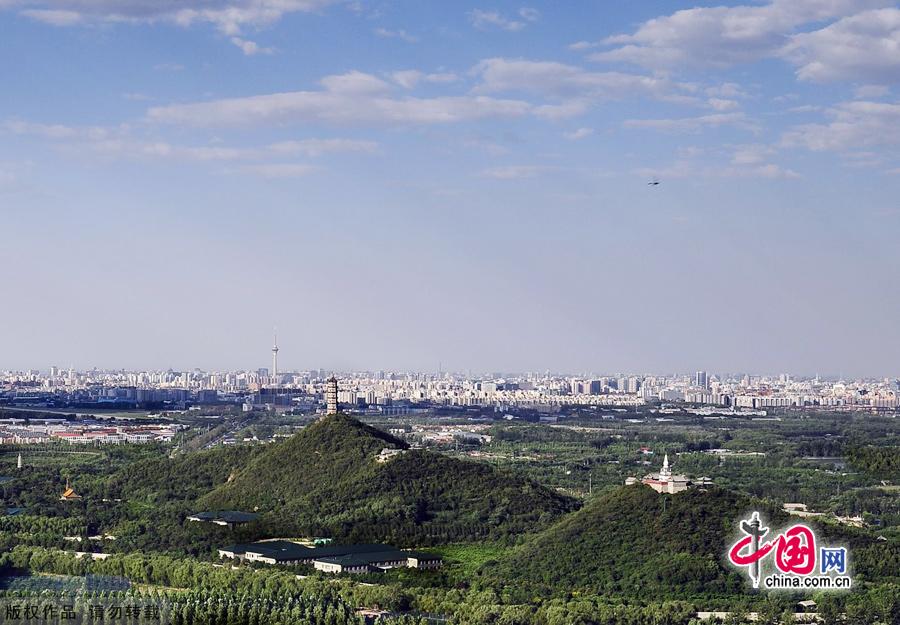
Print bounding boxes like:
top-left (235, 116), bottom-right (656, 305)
top-left (727, 511), bottom-right (851, 591)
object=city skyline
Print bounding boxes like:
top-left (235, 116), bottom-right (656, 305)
top-left (5, 363), bottom-right (898, 413)
top-left (2, 361), bottom-right (895, 382)
top-left (3, 1), bottom-right (900, 375)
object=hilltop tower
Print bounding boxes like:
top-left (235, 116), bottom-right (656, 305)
top-left (17, 453), bottom-right (22, 470)
top-left (325, 376), bottom-right (339, 415)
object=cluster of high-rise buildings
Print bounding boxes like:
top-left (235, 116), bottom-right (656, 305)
top-left (1, 365), bottom-right (898, 413)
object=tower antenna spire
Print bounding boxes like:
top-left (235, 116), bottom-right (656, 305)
top-left (271, 326), bottom-right (279, 385)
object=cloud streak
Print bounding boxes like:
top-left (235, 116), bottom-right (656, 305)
top-left (11, 0), bottom-right (339, 40)
top-left (469, 7), bottom-right (539, 32)
top-left (624, 113), bottom-right (757, 133)
top-left (147, 70), bottom-right (531, 127)
top-left (4, 119), bottom-right (377, 163)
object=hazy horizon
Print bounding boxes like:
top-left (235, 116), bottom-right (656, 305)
top-left (3, 1), bottom-right (899, 376)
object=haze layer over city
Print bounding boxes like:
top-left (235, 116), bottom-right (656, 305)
top-left (3, 1), bottom-right (900, 376)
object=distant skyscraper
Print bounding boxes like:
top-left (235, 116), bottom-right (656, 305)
top-left (695, 370), bottom-right (708, 389)
top-left (326, 376), bottom-right (339, 414)
top-left (271, 329), bottom-right (279, 384)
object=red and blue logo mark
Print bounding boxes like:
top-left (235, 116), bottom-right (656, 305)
top-left (727, 511), bottom-right (849, 590)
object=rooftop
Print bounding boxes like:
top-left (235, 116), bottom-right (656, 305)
top-left (188, 511), bottom-right (259, 524)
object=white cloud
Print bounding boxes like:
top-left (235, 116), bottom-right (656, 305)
top-left (4, 119), bottom-right (377, 162)
top-left (518, 7), bottom-right (540, 22)
top-left (532, 100), bottom-right (590, 120)
top-left (230, 36), bottom-right (273, 55)
top-left (267, 138), bottom-right (377, 156)
top-left (731, 143), bottom-right (774, 165)
top-left (564, 127), bottom-right (594, 140)
top-left (854, 84), bottom-right (891, 98)
top-left (736, 163), bottom-right (801, 178)
top-left (423, 72), bottom-right (458, 84)
top-left (391, 70), bottom-right (424, 89)
top-left (462, 136), bottom-right (510, 156)
top-left (707, 98), bottom-right (739, 111)
top-left (468, 8), bottom-right (536, 32)
top-left (3, 120), bottom-right (116, 140)
top-left (481, 165), bottom-right (549, 179)
top-left (781, 100), bottom-right (900, 151)
top-left (374, 27), bottom-right (418, 43)
top-left (389, 70), bottom-right (459, 89)
top-left (473, 58), bottom-right (692, 102)
top-left (637, 152), bottom-right (799, 180)
top-left (782, 8), bottom-right (900, 83)
top-left (147, 70), bottom-right (531, 127)
top-left (787, 104), bottom-right (822, 113)
top-left (623, 112), bottom-right (757, 133)
top-left (19, 9), bottom-right (81, 25)
top-left (11, 0), bottom-right (339, 38)
top-left (239, 163), bottom-right (318, 178)
top-left (568, 41), bottom-right (598, 51)
top-left (705, 82), bottom-right (747, 98)
top-left (319, 70), bottom-right (391, 95)
top-left (592, 0), bottom-right (890, 70)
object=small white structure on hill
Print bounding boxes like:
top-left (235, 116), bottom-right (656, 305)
top-left (626, 454), bottom-right (691, 494)
top-left (375, 448), bottom-right (405, 463)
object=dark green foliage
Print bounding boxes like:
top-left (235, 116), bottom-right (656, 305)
top-left (491, 485), bottom-right (786, 598)
top-left (200, 414), bottom-right (577, 544)
top-left (847, 445), bottom-right (900, 481)
top-left (201, 413), bottom-right (408, 510)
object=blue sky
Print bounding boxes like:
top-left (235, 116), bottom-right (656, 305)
top-left (1, 0), bottom-right (899, 375)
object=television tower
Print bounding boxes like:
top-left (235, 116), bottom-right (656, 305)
top-left (271, 328), bottom-right (279, 384)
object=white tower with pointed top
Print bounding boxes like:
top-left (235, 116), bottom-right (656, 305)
top-left (17, 453), bottom-right (22, 470)
top-left (660, 454), bottom-right (672, 480)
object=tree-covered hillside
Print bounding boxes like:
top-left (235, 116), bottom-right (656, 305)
top-left (200, 414), bottom-right (578, 544)
top-left (491, 484), bottom-right (787, 599)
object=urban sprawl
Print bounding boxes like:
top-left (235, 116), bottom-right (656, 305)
top-left (3, 365), bottom-right (898, 414)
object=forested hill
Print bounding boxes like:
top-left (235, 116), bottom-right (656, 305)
top-left (491, 485), bottom-right (787, 599)
top-left (199, 413), bottom-right (578, 544)
top-left (199, 413), bottom-right (408, 509)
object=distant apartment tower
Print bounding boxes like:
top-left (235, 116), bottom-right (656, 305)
top-left (695, 370), bottom-right (708, 389)
top-left (325, 376), bottom-right (339, 414)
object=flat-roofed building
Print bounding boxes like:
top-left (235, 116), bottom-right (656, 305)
top-left (406, 552), bottom-right (443, 570)
top-left (219, 541), bottom-right (442, 572)
top-left (187, 511), bottom-right (259, 527)
top-left (313, 551), bottom-right (409, 574)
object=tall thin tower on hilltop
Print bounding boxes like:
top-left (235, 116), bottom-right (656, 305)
top-left (271, 328), bottom-right (279, 384)
top-left (326, 376), bottom-right (339, 415)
